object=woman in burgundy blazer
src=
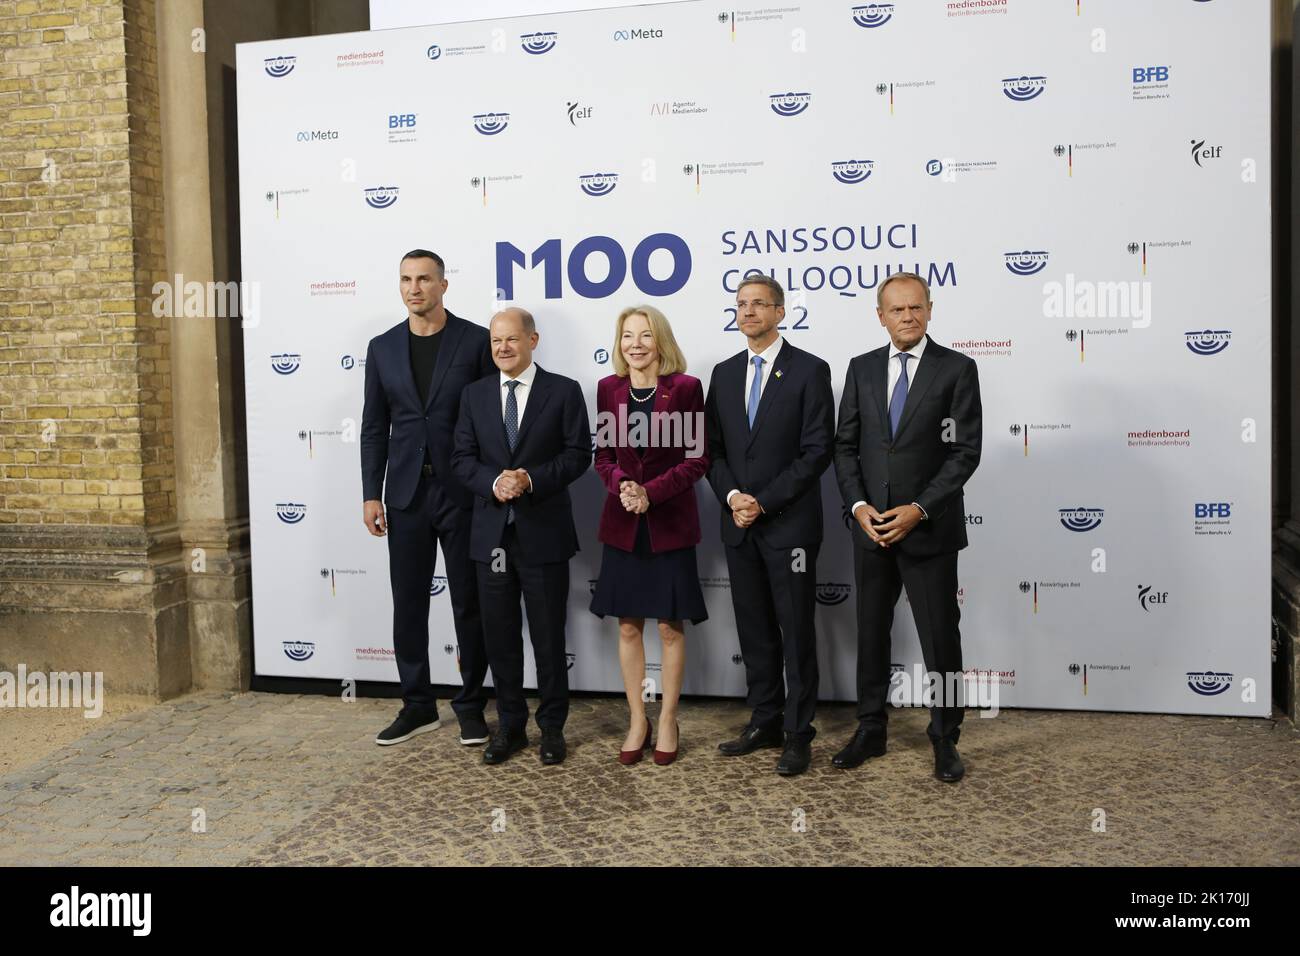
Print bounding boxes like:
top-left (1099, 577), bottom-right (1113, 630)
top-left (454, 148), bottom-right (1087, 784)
top-left (590, 305), bottom-right (709, 766)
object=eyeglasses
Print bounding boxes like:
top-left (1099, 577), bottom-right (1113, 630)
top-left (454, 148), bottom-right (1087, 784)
top-left (735, 300), bottom-right (776, 310)
top-left (886, 304), bottom-right (927, 318)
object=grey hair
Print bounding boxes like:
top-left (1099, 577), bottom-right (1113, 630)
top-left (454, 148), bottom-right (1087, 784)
top-left (876, 271), bottom-right (931, 309)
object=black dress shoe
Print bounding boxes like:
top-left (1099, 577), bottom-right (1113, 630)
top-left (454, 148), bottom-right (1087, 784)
top-left (933, 739), bottom-right (965, 782)
top-left (776, 735), bottom-right (812, 776)
top-left (831, 724), bottom-right (887, 769)
top-left (717, 723), bottom-right (784, 757)
top-left (483, 728), bottom-right (528, 765)
top-left (539, 730), bottom-right (567, 765)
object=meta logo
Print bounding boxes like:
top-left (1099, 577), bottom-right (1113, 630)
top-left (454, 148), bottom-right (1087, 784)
top-left (1137, 584), bottom-right (1168, 612)
top-left (363, 186), bottom-right (399, 209)
top-left (1185, 329), bottom-right (1231, 355)
top-left (1059, 507), bottom-right (1104, 532)
top-left (579, 173), bottom-right (618, 197)
top-left (926, 159), bottom-right (944, 176)
top-left (426, 44), bottom-right (441, 60)
top-left (1191, 139), bottom-right (1222, 167)
top-left (613, 28), bottom-right (664, 41)
top-left (283, 641), bottom-right (315, 661)
top-left (1004, 250), bottom-right (1049, 276)
top-left (430, 575), bottom-right (448, 596)
top-left (1195, 503), bottom-right (1231, 519)
top-left (852, 3), bottom-right (894, 28)
top-left (815, 583), bottom-right (852, 606)
top-left (594, 348), bottom-right (610, 364)
top-left (388, 114), bottom-right (416, 129)
top-left (1002, 76), bottom-right (1047, 101)
top-left (1133, 66), bottom-right (1169, 83)
top-left (271, 353), bottom-right (301, 374)
top-left (275, 502), bottom-right (306, 524)
top-left (567, 101), bottom-right (592, 126)
top-left (521, 31), bottom-right (557, 54)
top-left (770, 92), bottom-right (811, 116)
top-left (296, 129), bottom-right (338, 142)
top-left (831, 160), bottom-right (874, 184)
top-left (473, 112), bottom-right (510, 135)
top-left (264, 55), bottom-right (296, 77)
top-left (1186, 671), bottom-right (1233, 696)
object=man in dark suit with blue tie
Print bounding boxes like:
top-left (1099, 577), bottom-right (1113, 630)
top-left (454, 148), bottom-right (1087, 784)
top-left (451, 307), bottom-right (592, 766)
top-left (705, 276), bottom-right (836, 776)
top-left (361, 250), bottom-right (496, 748)
top-left (833, 272), bottom-right (982, 782)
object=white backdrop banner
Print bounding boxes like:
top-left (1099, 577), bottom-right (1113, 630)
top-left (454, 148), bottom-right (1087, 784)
top-left (239, 0), bottom-right (1272, 716)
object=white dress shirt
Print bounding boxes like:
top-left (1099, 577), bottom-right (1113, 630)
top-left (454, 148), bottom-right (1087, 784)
top-left (727, 335), bottom-right (784, 509)
top-left (492, 361), bottom-right (537, 495)
top-left (851, 337), bottom-right (929, 521)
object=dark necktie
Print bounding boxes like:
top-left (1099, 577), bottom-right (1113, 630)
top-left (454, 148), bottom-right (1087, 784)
top-left (889, 353), bottom-right (910, 437)
top-left (505, 380), bottom-right (520, 523)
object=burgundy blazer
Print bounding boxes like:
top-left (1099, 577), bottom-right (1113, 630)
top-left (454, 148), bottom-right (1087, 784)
top-left (594, 372), bottom-right (709, 553)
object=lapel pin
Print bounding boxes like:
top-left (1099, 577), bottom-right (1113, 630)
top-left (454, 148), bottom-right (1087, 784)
top-left (774, 370), bottom-right (783, 379)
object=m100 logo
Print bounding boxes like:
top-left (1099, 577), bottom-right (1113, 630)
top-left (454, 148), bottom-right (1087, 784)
top-left (495, 234), bottom-right (691, 299)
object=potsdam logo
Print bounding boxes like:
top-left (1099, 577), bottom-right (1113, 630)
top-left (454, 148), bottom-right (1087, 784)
top-left (363, 186), bottom-right (399, 209)
top-left (831, 159), bottom-right (874, 184)
top-left (473, 112), bottom-right (510, 135)
top-left (426, 44), bottom-right (441, 60)
top-left (520, 31), bottom-right (557, 54)
top-left (769, 92), bottom-right (811, 116)
top-left (1059, 507), bottom-right (1104, 532)
top-left (430, 575), bottom-right (448, 596)
top-left (815, 583), bottom-right (852, 606)
top-left (270, 353), bottom-right (300, 374)
top-left (1186, 671), bottom-right (1233, 696)
top-left (274, 502), bottom-right (305, 524)
top-left (264, 55), bottom-right (296, 77)
top-left (579, 173), bottom-right (618, 196)
top-left (1184, 329), bottom-right (1231, 355)
top-left (1004, 250), bottom-right (1049, 275)
top-left (1002, 76), bottom-right (1047, 101)
top-left (852, 3), bottom-right (895, 27)
top-left (283, 641), bottom-right (315, 661)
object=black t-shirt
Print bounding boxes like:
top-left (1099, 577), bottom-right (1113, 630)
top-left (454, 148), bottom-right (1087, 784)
top-left (410, 328), bottom-right (442, 467)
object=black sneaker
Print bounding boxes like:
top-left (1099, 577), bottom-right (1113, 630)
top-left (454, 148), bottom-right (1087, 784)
top-left (458, 713), bottom-right (490, 746)
top-left (483, 727), bottom-right (529, 765)
top-left (375, 704), bottom-right (441, 746)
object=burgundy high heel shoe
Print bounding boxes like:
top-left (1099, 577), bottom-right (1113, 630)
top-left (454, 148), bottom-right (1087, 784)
top-left (618, 717), bottom-right (653, 765)
top-left (653, 721), bottom-right (679, 766)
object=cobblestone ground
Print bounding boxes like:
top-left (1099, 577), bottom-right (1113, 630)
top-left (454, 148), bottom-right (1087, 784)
top-left (0, 691), bottom-right (1296, 866)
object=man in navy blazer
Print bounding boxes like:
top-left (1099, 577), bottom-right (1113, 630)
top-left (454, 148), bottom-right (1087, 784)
top-left (705, 276), bottom-right (835, 776)
top-left (451, 307), bottom-right (592, 766)
top-left (833, 271), bottom-right (982, 782)
top-left (361, 250), bottom-right (495, 748)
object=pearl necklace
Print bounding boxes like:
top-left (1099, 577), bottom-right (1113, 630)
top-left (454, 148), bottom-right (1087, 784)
top-left (630, 382), bottom-right (657, 403)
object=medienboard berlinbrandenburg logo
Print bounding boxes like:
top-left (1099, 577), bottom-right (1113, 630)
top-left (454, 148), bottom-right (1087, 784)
top-left (1059, 507), bottom-right (1104, 532)
top-left (769, 92), bottom-right (811, 116)
top-left (364, 186), bottom-right (399, 209)
top-left (1004, 250), bottom-right (1049, 275)
top-left (275, 502), bottom-right (306, 524)
top-left (1186, 671), bottom-right (1232, 696)
top-left (520, 31), bottom-right (557, 54)
top-left (473, 112), bottom-right (510, 135)
top-left (1002, 76), bottom-right (1047, 101)
top-left (831, 160), bottom-right (874, 184)
top-left (283, 641), bottom-right (314, 661)
top-left (579, 173), bottom-right (618, 196)
top-left (1184, 330), bottom-right (1231, 355)
top-left (851, 3), bottom-right (894, 28)
top-left (264, 56), bottom-right (296, 77)
top-left (270, 353), bottom-right (300, 374)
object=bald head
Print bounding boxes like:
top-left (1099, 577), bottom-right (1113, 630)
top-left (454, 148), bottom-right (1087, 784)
top-left (490, 307), bottom-right (539, 378)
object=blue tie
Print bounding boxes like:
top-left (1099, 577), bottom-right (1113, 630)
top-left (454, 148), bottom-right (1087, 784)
top-left (889, 353), bottom-right (910, 437)
top-left (747, 355), bottom-right (764, 427)
top-left (504, 380), bottom-right (520, 523)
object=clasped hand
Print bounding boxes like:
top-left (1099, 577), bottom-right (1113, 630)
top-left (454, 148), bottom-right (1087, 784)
top-left (618, 480), bottom-right (650, 514)
top-left (854, 502), bottom-right (923, 548)
top-left (731, 493), bottom-right (761, 529)
top-left (494, 468), bottom-right (530, 502)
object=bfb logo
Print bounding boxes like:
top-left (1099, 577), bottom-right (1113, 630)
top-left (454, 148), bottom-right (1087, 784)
top-left (473, 112), bottom-right (510, 135)
top-left (769, 92), bottom-right (811, 116)
top-left (1137, 584), bottom-right (1168, 612)
top-left (1195, 503), bottom-right (1231, 518)
top-left (1133, 66), bottom-right (1169, 83)
top-left (264, 56), bottom-right (296, 77)
top-left (1184, 330), bottom-right (1231, 355)
top-left (430, 575), bottom-right (448, 596)
top-left (1004, 251), bottom-right (1049, 276)
top-left (851, 4), bottom-right (894, 28)
top-left (271, 353), bottom-right (301, 374)
top-left (364, 186), bottom-right (399, 209)
top-left (275, 502), bottom-right (306, 524)
top-left (388, 114), bottom-right (416, 129)
top-left (521, 31), bottom-right (557, 54)
top-left (282, 641), bottom-right (314, 661)
top-left (1186, 671), bottom-right (1233, 696)
top-left (1059, 507), bottom-right (1104, 532)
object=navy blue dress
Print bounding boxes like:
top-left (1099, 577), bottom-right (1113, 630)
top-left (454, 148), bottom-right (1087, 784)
top-left (589, 385), bottom-right (708, 624)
